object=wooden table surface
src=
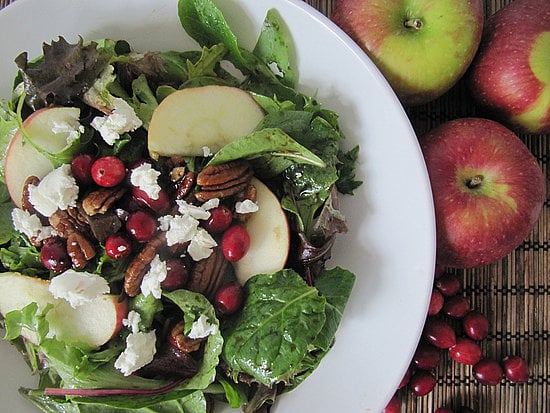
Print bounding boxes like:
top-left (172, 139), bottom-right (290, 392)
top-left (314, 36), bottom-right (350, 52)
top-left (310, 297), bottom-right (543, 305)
top-left (0, 1), bottom-right (547, 412)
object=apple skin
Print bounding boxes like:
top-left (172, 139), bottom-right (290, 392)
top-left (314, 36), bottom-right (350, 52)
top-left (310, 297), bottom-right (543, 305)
top-left (332, 0), bottom-right (484, 105)
top-left (468, 0), bottom-right (550, 134)
top-left (419, 118), bottom-right (545, 268)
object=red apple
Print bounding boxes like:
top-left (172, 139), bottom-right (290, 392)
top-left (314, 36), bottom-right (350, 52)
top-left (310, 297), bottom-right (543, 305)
top-left (468, 0), bottom-right (550, 134)
top-left (419, 118), bottom-right (545, 268)
top-left (332, 0), bottom-right (484, 105)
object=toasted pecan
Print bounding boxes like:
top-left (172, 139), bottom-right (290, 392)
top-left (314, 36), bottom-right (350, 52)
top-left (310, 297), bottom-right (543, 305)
top-left (124, 233), bottom-right (166, 297)
top-left (81, 187), bottom-right (127, 216)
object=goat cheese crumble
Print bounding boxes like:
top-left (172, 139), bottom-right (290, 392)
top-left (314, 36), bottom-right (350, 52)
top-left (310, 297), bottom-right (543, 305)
top-left (28, 164), bottom-right (79, 217)
top-left (235, 199), bottom-right (259, 214)
top-left (114, 329), bottom-right (157, 376)
top-left (188, 314), bottom-right (218, 339)
top-left (140, 255), bottom-right (167, 299)
top-left (49, 270), bottom-right (110, 308)
top-left (130, 163), bottom-right (162, 200)
top-left (90, 97), bottom-right (142, 145)
top-left (11, 208), bottom-right (55, 242)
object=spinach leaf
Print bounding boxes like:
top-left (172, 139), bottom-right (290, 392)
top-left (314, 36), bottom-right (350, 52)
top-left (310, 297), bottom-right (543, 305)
top-left (222, 270), bottom-right (326, 386)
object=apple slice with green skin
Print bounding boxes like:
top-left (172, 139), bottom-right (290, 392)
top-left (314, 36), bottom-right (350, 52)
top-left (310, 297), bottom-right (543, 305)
top-left (331, 0), bottom-right (484, 105)
top-left (468, 0), bottom-right (550, 134)
top-left (233, 178), bottom-right (290, 284)
top-left (147, 85), bottom-right (264, 159)
top-left (0, 272), bottom-right (127, 349)
top-left (5, 106), bottom-right (81, 207)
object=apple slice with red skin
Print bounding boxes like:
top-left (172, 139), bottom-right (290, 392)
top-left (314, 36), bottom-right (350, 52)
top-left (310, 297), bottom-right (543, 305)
top-left (4, 106), bottom-right (82, 207)
top-left (0, 272), bottom-right (127, 349)
top-left (468, 0), bottom-right (550, 134)
top-left (233, 178), bottom-right (290, 284)
top-left (147, 85), bottom-right (265, 159)
top-left (419, 118), bottom-right (545, 268)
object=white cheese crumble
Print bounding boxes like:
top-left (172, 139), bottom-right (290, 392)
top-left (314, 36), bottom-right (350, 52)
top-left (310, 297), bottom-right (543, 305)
top-left (201, 198), bottom-right (220, 211)
top-left (176, 199), bottom-right (211, 220)
top-left (130, 163), bottom-right (162, 200)
top-left (202, 146), bottom-right (212, 157)
top-left (90, 97), bottom-right (142, 145)
top-left (235, 199), bottom-right (259, 214)
top-left (11, 208), bottom-right (55, 242)
top-left (188, 228), bottom-right (218, 261)
top-left (123, 310), bottom-right (142, 334)
top-left (140, 255), bottom-right (167, 299)
top-left (51, 119), bottom-right (85, 145)
top-left (159, 213), bottom-right (217, 261)
top-left (114, 329), bottom-right (157, 376)
top-left (49, 270), bottom-right (110, 308)
top-left (188, 314), bottom-right (218, 339)
top-left (28, 164), bottom-right (79, 217)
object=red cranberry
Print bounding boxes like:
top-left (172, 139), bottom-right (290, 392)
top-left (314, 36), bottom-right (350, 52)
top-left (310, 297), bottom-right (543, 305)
top-left (442, 295), bottom-right (470, 318)
top-left (428, 289), bottom-right (444, 316)
top-left (409, 370), bottom-right (436, 396)
top-left (435, 408), bottom-right (454, 413)
top-left (473, 358), bottom-right (503, 385)
top-left (40, 237), bottom-right (71, 273)
top-left (214, 282), bottom-right (245, 315)
top-left (126, 210), bottom-right (157, 242)
top-left (435, 273), bottom-right (461, 296)
top-left (105, 233), bottom-right (132, 260)
top-left (71, 153), bottom-right (95, 185)
top-left (382, 393), bottom-right (400, 413)
top-left (221, 225), bottom-right (250, 262)
top-left (205, 205), bottom-right (233, 233)
top-left (449, 337), bottom-right (482, 365)
top-left (132, 186), bottom-right (171, 214)
top-left (161, 258), bottom-right (189, 291)
top-left (502, 355), bottom-right (529, 383)
top-left (413, 342), bottom-right (441, 370)
top-left (91, 156), bottom-right (126, 187)
top-left (423, 317), bottom-right (456, 349)
top-left (462, 311), bottom-right (490, 341)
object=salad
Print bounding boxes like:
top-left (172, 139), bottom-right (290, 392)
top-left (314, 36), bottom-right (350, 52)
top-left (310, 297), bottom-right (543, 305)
top-left (0, 0), bottom-right (361, 412)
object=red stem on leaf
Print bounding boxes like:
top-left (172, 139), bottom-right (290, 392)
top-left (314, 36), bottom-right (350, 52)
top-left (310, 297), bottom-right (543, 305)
top-left (44, 379), bottom-right (184, 398)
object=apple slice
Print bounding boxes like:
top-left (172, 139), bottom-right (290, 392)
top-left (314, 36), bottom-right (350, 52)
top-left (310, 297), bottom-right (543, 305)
top-left (5, 106), bottom-right (81, 207)
top-left (0, 272), bottom-right (127, 349)
top-left (233, 178), bottom-right (290, 284)
top-left (148, 85), bottom-right (264, 159)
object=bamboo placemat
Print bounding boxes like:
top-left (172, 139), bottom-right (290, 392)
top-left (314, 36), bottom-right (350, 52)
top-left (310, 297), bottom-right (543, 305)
top-left (0, 1), bottom-right (547, 412)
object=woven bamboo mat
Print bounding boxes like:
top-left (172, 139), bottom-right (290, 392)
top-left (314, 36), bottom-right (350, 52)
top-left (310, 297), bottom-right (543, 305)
top-left (0, 0), bottom-right (547, 412)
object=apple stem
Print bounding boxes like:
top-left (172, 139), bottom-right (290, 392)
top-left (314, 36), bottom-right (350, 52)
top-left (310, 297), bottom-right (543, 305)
top-left (403, 18), bottom-right (422, 30)
top-left (466, 175), bottom-right (484, 189)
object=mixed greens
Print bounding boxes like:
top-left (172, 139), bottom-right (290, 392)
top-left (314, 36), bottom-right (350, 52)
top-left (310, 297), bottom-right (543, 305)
top-left (0, 0), bottom-right (361, 412)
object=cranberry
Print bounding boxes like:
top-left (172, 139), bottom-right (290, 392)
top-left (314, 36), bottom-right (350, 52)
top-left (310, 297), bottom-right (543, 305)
top-left (40, 237), bottom-right (71, 273)
top-left (413, 342), bottom-right (441, 370)
top-left (462, 311), bottom-right (490, 341)
top-left (205, 205), bottom-right (233, 233)
top-left (442, 295), bottom-right (470, 318)
top-left (132, 186), bottom-right (171, 214)
top-left (449, 337), bottom-right (482, 365)
top-left (428, 289), bottom-right (445, 316)
top-left (382, 393), bottom-right (400, 413)
top-left (502, 355), bottom-right (529, 383)
top-left (71, 153), bottom-right (95, 185)
top-left (473, 358), bottom-right (503, 385)
top-left (221, 225), bottom-right (250, 262)
top-left (435, 273), bottom-right (461, 296)
top-left (91, 156), bottom-right (126, 187)
top-left (161, 258), bottom-right (189, 291)
top-left (409, 370), bottom-right (436, 396)
top-left (105, 233), bottom-right (132, 259)
top-left (126, 210), bottom-right (157, 242)
top-left (435, 408), bottom-right (454, 413)
top-left (423, 317), bottom-right (456, 349)
top-left (214, 282), bottom-right (245, 315)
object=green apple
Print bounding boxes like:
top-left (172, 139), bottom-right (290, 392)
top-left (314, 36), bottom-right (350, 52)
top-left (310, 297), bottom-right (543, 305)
top-left (0, 272), bottom-right (127, 349)
top-left (4, 106), bottom-right (82, 207)
top-left (233, 178), bottom-right (290, 284)
top-left (332, 0), bottom-right (484, 105)
top-left (148, 85), bottom-right (265, 159)
top-left (468, 0), bottom-right (550, 134)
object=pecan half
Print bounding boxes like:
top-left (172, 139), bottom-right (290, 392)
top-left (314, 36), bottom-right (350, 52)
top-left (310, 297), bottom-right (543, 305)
top-left (234, 182), bottom-right (258, 223)
top-left (81, 187), bottom-right (127, 216)
top-left (66, 232), bottom-right (96, 269)
top-left (174, 171), bottom-right (196, 200)
top-left (169, 321), bottom-right (203, 353)
top-left (187, 246), bottom-right (229, 300)
top-left (124, 233), bottom-right (166, 297)
top-left (49, 207), bottom-right (90, 238)
top-left (195, 160), bottom-right (253, 202)
top-left (21, 176), bottom-right (40, 214)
